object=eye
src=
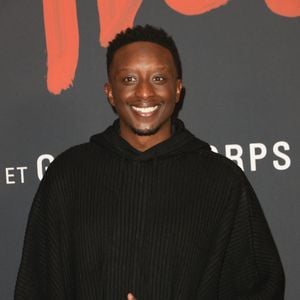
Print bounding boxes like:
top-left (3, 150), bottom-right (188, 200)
top-left (123, 76), bottom-right (137, 84)
top-left (152, 75), bottom-right (166, 83)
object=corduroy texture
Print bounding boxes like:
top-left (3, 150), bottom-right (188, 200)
top-left (15, 119), bottom-right (285, 300)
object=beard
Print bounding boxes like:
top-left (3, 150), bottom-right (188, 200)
top-left (130, 124), bottom-right (161, 136)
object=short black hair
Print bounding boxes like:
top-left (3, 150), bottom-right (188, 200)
top-left (106, 24), bottom-right (182, 79)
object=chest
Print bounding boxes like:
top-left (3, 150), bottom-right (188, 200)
top-left (73, 159), bottom-right (231, 257)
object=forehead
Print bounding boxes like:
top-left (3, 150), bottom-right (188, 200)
top-left (110, 41), bottom-right (175, 71)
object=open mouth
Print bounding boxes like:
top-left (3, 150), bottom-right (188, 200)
top-left (131, 105), bottom-right (159, 116)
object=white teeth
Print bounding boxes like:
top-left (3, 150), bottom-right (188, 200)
top-left (131, 105), bottom-right (159, 113)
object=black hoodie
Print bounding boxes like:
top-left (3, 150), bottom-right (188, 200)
top-left (15, 119), bottom-right (285, 300)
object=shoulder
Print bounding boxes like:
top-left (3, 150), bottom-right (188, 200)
top-left (189, 143), bottom-right (260, 211)
top-left (34, 142), bottom-right (108, 204)
top-left (47, 141), bottom-right (107, 172)
top-left (40, 141), bottom-right (109, 187)
top-left (188, 139), bottom-right (247, 187)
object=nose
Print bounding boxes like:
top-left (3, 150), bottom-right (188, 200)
top-left (135, 80), bottom-right (154, 99)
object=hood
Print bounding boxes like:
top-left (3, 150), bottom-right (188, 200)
top-left (90, 119), bottom-right (211, 162)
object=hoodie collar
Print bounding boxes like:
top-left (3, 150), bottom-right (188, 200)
top-left (90, 119), bottom-right (210, 161)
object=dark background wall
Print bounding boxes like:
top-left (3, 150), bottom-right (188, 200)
top-left (1, 0), bottom-right (299, 298)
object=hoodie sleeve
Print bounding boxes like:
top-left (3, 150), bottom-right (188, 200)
top-left (14, 165), bottom-right (74, 300)
top-left (218, 175), bottom-right (285, 300)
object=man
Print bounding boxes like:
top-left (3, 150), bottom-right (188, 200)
top-left (15, 25), bottom-right (285, 299)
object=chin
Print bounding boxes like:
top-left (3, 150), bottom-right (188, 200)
top-left (130, 124), bottom-right (161, 136)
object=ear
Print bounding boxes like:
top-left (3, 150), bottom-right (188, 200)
top-left (104, 82), bottom-right (115, 106)
top-left (175, 79), bottom-right (183, 103)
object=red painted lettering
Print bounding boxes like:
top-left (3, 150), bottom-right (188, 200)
top-left (43, 0), bottom-right (79, 95)
top-left (97, 0), bottom-right (143, 47)
top-left (164, 0), bottom-right (229, 15)
top-left (42, 0), bottom-right (300, 95)
top-left (264, 0), bottom-right (300, 17)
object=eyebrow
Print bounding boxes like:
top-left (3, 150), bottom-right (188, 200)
top-left (115, 65), bottom-right (170, 73)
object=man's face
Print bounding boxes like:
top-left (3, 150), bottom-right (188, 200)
top-left (104, 41), bottom-right (182, 140)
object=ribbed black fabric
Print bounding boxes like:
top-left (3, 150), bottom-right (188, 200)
top-left (15, 119), bottom-right (285, 300)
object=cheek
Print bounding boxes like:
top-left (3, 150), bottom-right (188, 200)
top-left (156, 86), bottom-right (178, 101)
top-left (112, 87), bottom-right (134, 104)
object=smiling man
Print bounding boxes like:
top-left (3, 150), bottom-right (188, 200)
top-left (15, 25), bottom-right (285, 300)
top-left (104, 38), bottom-right (182, 151)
